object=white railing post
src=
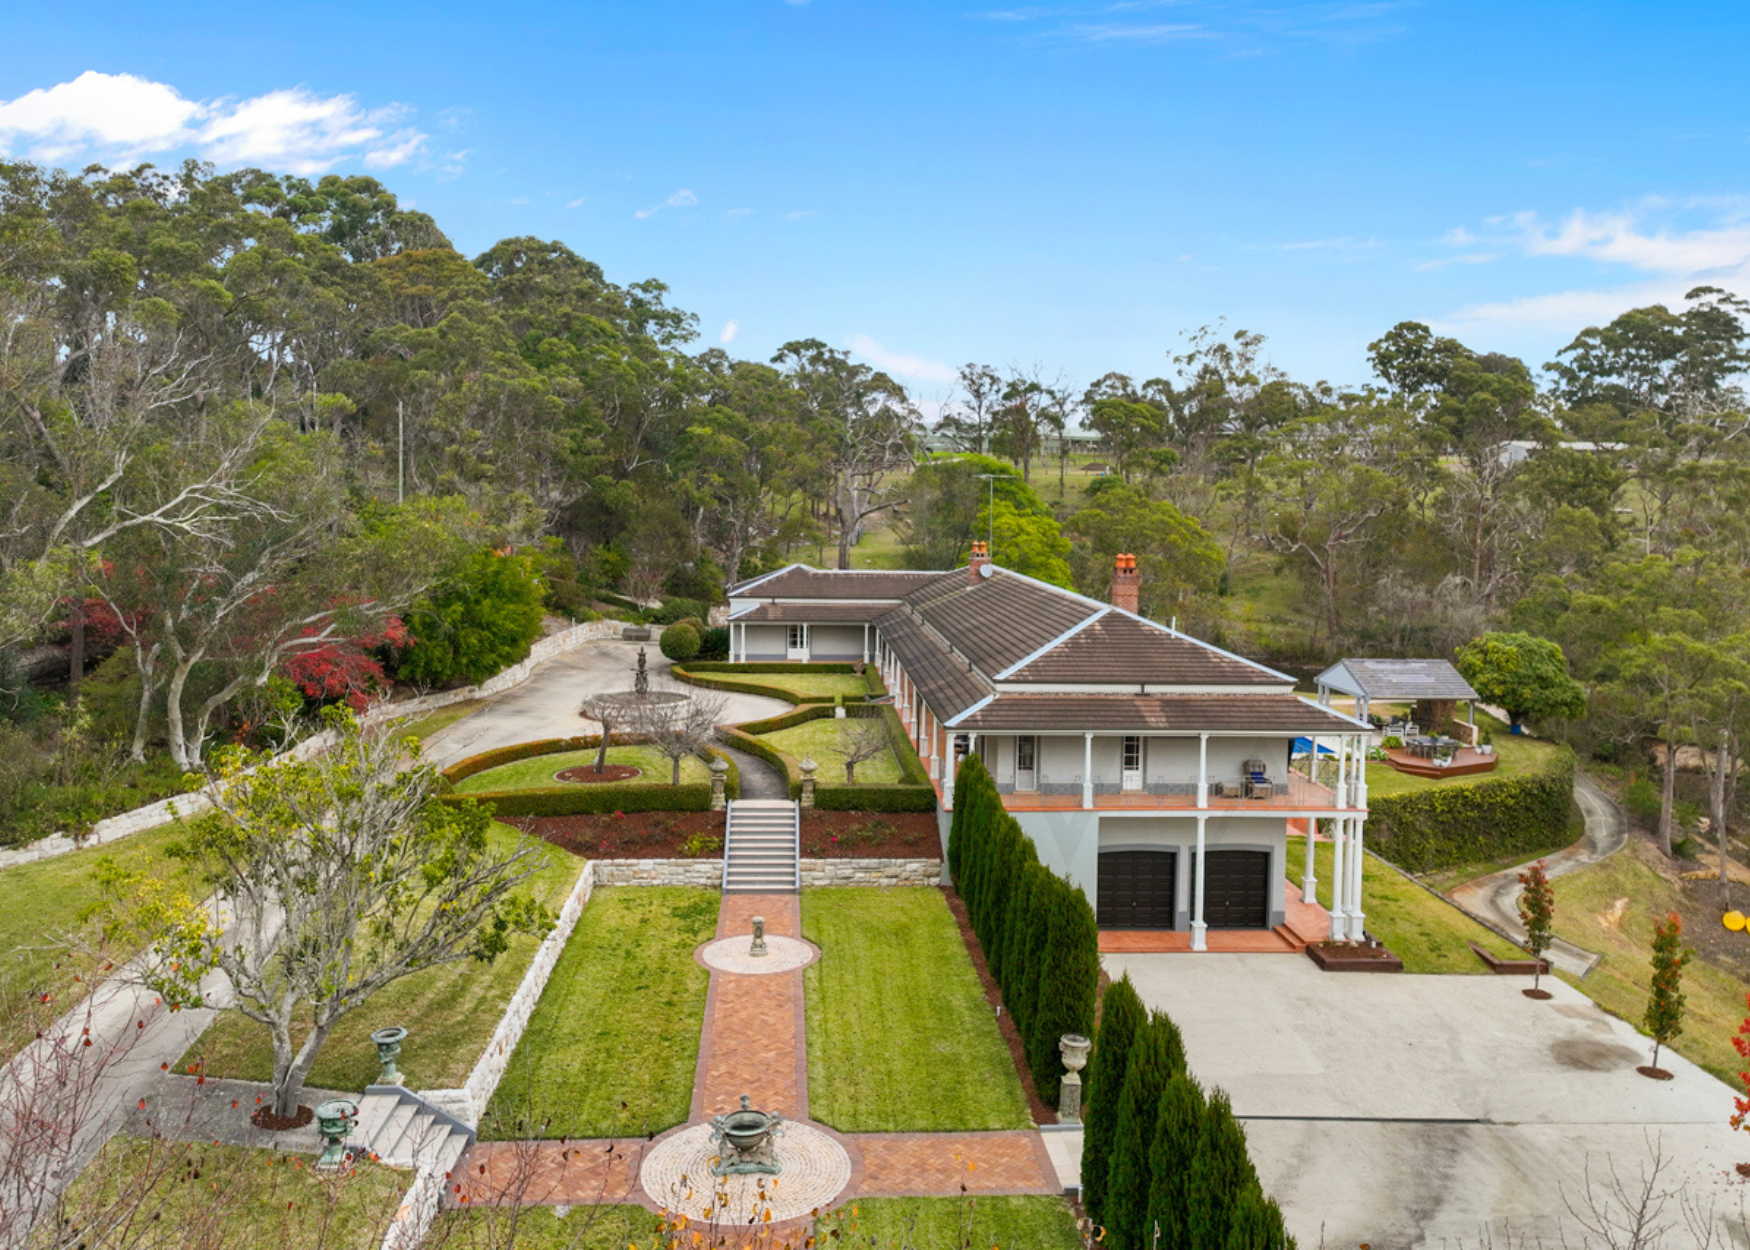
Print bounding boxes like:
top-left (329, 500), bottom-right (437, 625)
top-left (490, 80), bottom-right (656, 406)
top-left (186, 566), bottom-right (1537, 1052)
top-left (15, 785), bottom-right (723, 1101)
top-left (1192, 814), bottom-right (1208, 951)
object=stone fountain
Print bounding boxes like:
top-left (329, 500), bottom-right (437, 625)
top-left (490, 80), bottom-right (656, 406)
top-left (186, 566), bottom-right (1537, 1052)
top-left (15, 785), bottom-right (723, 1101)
top-left (709, 1094), bottom-right (785, 1176)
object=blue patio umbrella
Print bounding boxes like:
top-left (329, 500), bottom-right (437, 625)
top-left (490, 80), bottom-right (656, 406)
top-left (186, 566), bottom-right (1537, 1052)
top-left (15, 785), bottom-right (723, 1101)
top-left (1291, 737), bottom-right (1337, 756)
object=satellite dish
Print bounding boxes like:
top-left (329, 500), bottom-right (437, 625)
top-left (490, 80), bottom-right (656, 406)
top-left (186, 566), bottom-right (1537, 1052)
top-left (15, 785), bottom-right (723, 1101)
top-left (979, 562), bottom-right (995, 578)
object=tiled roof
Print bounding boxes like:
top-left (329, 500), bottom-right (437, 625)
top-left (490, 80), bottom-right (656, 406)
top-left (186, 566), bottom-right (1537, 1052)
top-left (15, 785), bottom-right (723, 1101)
top-left (875, 607), bottom-right (990, 720)
top-left (905, 573), bottom-right (1099, 674)
top-left (728, 565), bottom-right (951, 600)
top-left (729, 602), bottom-right (891, 623)
top-left (1006, 613), bottom-right (1287, 686)
top-left (953, 694), bottom-right (1362, 733)
top-left (1317, 658), bottom-right (1478, 701)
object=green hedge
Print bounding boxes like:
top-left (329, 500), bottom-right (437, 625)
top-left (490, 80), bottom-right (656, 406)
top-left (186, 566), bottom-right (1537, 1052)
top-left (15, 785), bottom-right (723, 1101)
top-left (1366, 748), bottom-right (1576, 873)
top-left (440, 737), bottom-right (739, 817)
top-left (684, 661), bottom-right (858, 674)
top-left (720, 727), bottom-right (804, 802)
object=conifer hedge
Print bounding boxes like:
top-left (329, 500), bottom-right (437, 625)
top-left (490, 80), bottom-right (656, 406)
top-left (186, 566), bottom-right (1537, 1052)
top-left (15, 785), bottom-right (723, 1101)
top-left (947, 755), bottom-right (1097, 1115)
top-left (1080, 974), bottom-right (1145, 1225)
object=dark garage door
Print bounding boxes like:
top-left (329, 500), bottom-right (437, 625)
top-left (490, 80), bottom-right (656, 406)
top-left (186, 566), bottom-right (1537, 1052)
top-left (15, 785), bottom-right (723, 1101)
top-left (1098, 850), bottom-right (1177, 929)
top-left (1203, 850), bottom-right (1270, 928)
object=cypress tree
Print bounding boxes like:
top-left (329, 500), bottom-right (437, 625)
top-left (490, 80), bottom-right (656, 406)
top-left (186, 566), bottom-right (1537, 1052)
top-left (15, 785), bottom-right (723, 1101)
top-left (991, 824), bottom-right (1038, 992)
top-left (1012, 861), bottom-right (1055, 1034)
top-left (1144, 1073), bottom-right (1207, 1250)
top-left (981, 816), bottom-right (1026, 969)
top-left (1103, 1013), bottom-right (1182, 1250)
top-left (948, 753), bottom-right (986, 881)
top-left (1026, 877), bottom-right (1099, 1105)
top-left (957, 764), bottom-right (993, 925)
top-left (1185, 1090), bottom-right (1259, 1250)
top-left (1221, 1185), bottom-right (1294, 1250)
top-left (1081, 975), bottom-right (1147, 1225)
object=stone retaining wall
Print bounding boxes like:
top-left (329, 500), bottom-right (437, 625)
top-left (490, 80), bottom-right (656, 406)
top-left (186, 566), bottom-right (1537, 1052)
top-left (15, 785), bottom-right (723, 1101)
top-left (0, 619), bottom-right (621, 869)
top-left (591, 858), bottom-right (724, 888)
top-left (800, 857), bottom-right (942, 886)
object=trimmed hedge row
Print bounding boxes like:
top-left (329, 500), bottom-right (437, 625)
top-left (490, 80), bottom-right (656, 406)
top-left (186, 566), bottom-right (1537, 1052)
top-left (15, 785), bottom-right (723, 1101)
top-left (684, 661), bottom-right (859, 674)
top-left (722, 702), bottom-right (937, 812)
top-left (948, 755), bottom-right (1096, 1105)
top-left (673, 661), bottom-right (880, 707)
top-left (1366, 747), bottom-right (1575, 873)
top-left (439, 736), bottom-right (740, 818)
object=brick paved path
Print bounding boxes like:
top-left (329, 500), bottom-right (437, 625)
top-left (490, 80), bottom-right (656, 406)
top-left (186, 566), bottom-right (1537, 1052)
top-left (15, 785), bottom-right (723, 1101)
top-left (453, 889), bottom-right (1062, 1212)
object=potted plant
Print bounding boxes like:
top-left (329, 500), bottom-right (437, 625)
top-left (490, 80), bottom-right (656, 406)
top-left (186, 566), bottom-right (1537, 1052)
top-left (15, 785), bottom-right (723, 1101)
top-left (1477, 728), bottom-right (1494, 756)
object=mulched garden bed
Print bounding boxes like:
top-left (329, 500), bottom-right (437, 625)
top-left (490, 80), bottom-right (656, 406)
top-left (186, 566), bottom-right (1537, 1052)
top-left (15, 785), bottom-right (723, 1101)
top-left (249, 1103), bottom-right (314, 1132)
top-left (553, 764), bottom-right (643, 784)
top-left (942, 886), bottom-right (1057, 1126)
top-left (510, 809), bottom-right (941, 860)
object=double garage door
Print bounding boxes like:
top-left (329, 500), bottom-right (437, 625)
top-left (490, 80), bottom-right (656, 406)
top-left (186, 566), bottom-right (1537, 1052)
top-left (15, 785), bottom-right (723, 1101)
top-left (1097, 849), bottom-right (1270, 929)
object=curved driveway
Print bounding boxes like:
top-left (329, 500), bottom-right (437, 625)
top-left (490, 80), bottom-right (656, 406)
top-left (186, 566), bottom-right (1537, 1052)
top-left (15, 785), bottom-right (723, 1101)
top-left (1445, 771), bottom-right (1629, 977)
top-left (420, 638), bottom-right (791, 770)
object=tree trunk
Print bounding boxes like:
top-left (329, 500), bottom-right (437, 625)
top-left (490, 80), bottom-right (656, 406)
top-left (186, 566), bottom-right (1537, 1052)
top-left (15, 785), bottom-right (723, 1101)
top-left (1714, 738), bottom-right (1732, 909)
top-left (594, 727), bottom-right (611, 773)
top-left (1658, 735), bottom-right (1677, 858)
top-left (165, 657), bottom-right (198, 770)
top-left (671, 755), bottom-right (682, 785)
top-left (274, 1021), bottom-right (332, 1120)
top-left (129, 643), bottom-right (161, 763)
top-left (68, 601), bottom-right (84, 697)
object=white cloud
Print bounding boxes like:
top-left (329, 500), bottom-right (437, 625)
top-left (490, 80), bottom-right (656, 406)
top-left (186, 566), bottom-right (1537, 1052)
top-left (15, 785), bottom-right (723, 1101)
top-left (719, 319), bottom-right (739, 344)
top-left (847, 334), bottom-right (956, 385)
top-left (566, 196), bottom-right (587, 208)
top-left (784, 209), bottom-right (814, 221)
top-left (0, 71), bottom-right (432, 175)
top-left (635, 187), bottom-right (699, 219)
top-left (1440, 280), bottom-right (1698, 333)
top-left (726, 206), bottom-right (753, 218)
top-left (1414, 251), bottom-right (1499, 272)
top-left (508, 196), bottom-right (529, 205)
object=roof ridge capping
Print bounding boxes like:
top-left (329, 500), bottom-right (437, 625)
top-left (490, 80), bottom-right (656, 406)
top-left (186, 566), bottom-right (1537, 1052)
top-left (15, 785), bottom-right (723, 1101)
top-left (727, 562), bottom-right (806, 595)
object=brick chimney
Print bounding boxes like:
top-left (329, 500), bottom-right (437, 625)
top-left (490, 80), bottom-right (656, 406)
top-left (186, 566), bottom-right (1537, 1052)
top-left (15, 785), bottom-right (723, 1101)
top-left (1111, 552), bottom-right (1139, 614)
top-left (968, 541), bottom-right (991, 584)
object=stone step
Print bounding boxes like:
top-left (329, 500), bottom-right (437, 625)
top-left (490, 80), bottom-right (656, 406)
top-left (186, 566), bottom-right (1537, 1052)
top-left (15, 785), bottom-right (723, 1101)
top-left (352, 1093), bottom-right (399, 1146)
top-left (381, 1109), bottom-right (435, 1167)
top-left (373, 1102), bottom-right (416, 1158)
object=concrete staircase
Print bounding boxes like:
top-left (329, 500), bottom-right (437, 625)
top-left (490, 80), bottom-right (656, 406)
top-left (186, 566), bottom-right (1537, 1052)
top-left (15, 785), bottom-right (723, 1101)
top-left (722, 799), bottom-right (800, 893)
top-left (351, 1085), bottom-right (474, 1173)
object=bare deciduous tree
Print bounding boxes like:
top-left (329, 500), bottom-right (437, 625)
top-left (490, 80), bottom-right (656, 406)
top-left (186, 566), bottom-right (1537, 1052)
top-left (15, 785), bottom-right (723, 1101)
top-left (628, 687), bottom-right (729, 785)
top-left (839, 716), bottom-right (893, 783)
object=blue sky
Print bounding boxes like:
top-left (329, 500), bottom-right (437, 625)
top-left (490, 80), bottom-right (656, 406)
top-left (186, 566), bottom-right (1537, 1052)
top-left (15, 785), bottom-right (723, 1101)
top-left (3, 1), bottom-right (1747, 408)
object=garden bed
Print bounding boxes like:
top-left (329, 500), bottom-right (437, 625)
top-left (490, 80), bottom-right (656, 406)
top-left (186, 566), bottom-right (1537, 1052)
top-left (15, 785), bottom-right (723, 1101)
top-left (511, 809), bottom-right (941, 859)
top-left (1306, 940), bottom-right (1404, 972)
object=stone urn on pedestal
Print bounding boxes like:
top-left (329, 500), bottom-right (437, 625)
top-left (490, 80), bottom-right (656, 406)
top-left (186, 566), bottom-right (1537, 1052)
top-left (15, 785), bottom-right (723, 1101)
top-left (314, 1098), bottom-right (359, 1169)
top-left (1057, 1033), bottom-right (1092, 1123)
top-left (371, 1026), bottom-right (409, 1085)
top-left (710, 1094), bottom-right (785, 1176)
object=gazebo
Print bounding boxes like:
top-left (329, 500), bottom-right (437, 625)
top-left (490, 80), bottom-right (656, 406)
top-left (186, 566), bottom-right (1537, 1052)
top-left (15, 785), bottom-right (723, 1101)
top-left (1313, 658), bottom-right (1479, 729)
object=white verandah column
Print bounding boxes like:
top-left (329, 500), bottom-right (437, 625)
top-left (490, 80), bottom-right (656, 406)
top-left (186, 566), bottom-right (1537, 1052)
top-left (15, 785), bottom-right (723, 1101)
top-left (1192, 813), bottom-right (1208, 952)
top-left (1349, 733), bottom-right (1368, 939)
top-left (1301, 735), bottom-right (1319, 907)
top-left (1082, 733), bottom-right (1094, 810)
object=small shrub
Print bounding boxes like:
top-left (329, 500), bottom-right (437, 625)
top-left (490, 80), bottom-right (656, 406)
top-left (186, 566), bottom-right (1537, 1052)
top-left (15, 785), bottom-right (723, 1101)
top-left (1382, 735), bottom-right (1403, 750)
top-left (696, 626), bottom-right (730, 662)
top-left (679, 833), bottom-right (724, 858)
top-left (659, 622), bottom-right (701, 662)
top-left (1621, 776), bottom-right (1661, 826)
top-left (650, 598), bottom-right (711, 626)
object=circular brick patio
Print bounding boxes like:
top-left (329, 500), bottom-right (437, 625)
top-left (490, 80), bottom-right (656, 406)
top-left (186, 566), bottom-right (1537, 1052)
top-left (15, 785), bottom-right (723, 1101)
top-left (698, 935), bottom-right (818, 974)
top-left (638, 1120), bottom-right (851, 1223)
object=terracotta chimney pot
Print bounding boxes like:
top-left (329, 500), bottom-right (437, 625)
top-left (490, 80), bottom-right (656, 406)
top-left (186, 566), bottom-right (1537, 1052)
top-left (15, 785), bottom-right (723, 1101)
top-left (969, 541), bottom-right (991, 584)
top-left (1111, 552), bottom-right (1139, 614)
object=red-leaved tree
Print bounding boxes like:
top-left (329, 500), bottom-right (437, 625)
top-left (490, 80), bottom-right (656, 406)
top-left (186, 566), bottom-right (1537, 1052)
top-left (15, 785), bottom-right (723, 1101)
top-left (1643, 912), bottom-right (1692, 1076)
top-left (1730, 994), bottom-right (1750, 1136)
top-left (278, 616), bottom-right (409, 711)
top-left (1517, 859), bottom-right (1556, 993)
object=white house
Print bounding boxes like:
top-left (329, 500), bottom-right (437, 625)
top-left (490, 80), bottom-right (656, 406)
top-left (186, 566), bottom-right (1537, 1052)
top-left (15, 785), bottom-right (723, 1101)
top-left (726, 546), bottom-right (1373, 949)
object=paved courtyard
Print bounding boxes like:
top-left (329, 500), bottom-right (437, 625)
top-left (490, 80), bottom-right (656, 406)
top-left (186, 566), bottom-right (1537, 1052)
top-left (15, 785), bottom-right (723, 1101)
top-left (1107, 953), bottom-right (1750, 1247)
top-left (421, 638), bottom-right (790, 769)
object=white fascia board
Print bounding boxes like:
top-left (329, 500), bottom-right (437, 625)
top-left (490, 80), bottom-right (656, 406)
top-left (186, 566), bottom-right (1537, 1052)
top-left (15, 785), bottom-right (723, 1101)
top-left (726, 563), bottom-right (807, 597)
top-left (992, 607), bottom-right (1110, 679)
top-left (944, 695), bottom-right (996, 728)
top-left (1298, 695), bottom-right (1372, 729)
top-left (989, 682), bottom-right (1297, 695)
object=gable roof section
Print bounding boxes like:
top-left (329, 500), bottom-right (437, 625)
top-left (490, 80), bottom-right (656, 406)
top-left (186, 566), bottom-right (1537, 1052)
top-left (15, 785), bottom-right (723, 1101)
top-left (1317, 658), bottom-right (1478, 702)
top-left (874, 606), bottom-right (990, 721)
top-left (954, 694), bottom-right (1366, 733)
top-left (904, 572), bottom-right (1100, 674)
top-left (1005, 613), bottom-right (1288, 687)
top-left (728, 565), bottom-right (951, 600)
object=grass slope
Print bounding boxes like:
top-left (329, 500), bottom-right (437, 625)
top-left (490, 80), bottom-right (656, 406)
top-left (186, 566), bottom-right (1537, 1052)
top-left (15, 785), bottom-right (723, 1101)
top-left (49, 1136), bottom-right (408, 1248)
top-left (742, 672), bottom-right (873, 702)
top-left (453, 745), bottom-right (709, 792)
top-left (0, 820), bottom-right (202, 1058)
top-left (188, 827), bottom-right (580, 1093)
top-left (430, 1204), bottom-right (657, 1250)
top-left (760, 718), bottom-right (904, 785)
top-left (802, 888), bottom-right (1031, 1132)
top-left (1550, 840), bottom-right (1749, 1083)
top-left (824, 1196), bottom-right (1083, 1250)
top-left (1287, 836), bottom-right (1522, 974)
top-left (482, 886), bottom-right (718, 1139)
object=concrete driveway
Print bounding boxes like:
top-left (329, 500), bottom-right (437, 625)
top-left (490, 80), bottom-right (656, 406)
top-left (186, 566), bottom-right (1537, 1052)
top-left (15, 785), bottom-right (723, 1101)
top-left (420, 638), bottom-right (790, 769)
top-left (1106, 953), bottom-right (1750, 1247)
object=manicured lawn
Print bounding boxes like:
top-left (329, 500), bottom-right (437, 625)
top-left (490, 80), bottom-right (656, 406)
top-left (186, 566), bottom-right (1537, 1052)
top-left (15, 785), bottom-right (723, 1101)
top-left (187, 826), bottom-right (581, 1093)
top-left (761, 718), bottom-right (904, 785)
top-left (431, 1204), bottom-right (657, 1249)
top-left (823, 1196), bottom-right (1082, 1250)
top-left (1286, 836), bottom-right (1523, 974)
top-left (400, 696), bottom-right (491, 746)
top-left (0, 821), bottom-right (204, 1058)
top-left (1365, 726), bottom-right (1563, 801)
top-left (453, 745), bottom-right (709, 792)
top-left (482, 887), bottom-right (718, 1139)
top-left (756, 672), bottom-right (874, 702)
top-left (54, 1136), bottom-right (408, 1246)
top-left (802, 888), bottom-right (1031, 1132)
top-left (1549, 841), bottom-right (1748, 1084)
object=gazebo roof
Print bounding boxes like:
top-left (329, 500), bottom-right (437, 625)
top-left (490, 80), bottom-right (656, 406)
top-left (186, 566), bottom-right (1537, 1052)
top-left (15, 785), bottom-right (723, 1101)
top-left (1315, 658), bottom-right (1478, 702)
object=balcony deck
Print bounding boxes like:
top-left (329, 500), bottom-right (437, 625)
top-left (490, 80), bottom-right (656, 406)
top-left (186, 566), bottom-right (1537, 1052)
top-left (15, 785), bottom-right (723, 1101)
top-left (975, 772), bottom-right (1350, 813)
